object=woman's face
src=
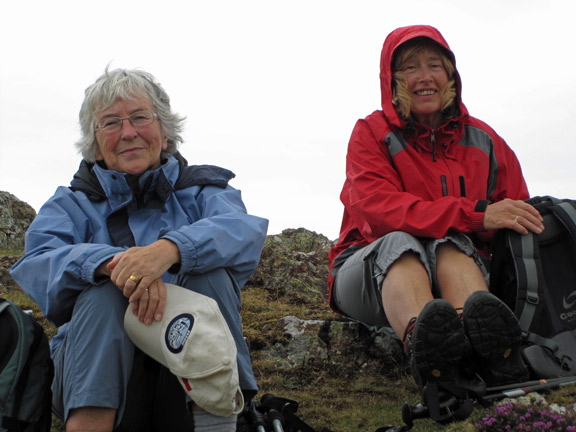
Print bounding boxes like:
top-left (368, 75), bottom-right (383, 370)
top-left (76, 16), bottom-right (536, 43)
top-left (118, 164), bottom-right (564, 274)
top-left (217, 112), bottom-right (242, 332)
top-left (94, 94), bottom-right (167, 174)
top-left (402, 47), bottom-right (449, 128)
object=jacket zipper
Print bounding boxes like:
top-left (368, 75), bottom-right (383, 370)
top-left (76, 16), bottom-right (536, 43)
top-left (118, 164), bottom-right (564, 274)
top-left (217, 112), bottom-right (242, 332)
top-left (431, 129), bottom-right (466, 199)
top-left (441, 175), bottom-right (448, 196)
top-left (431, 130), bottom-right (437, 162)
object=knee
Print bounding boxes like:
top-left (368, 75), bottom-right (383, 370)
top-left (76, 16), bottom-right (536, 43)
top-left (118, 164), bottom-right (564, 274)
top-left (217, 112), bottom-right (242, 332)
top-left (73, 283), bottom-right (127, 326)
top-left (383, 252), bottom-right (431, 300)
top-left (436, 241), bottom-right (462, 257)
top-left (178, 269), bottom-right (239, 303)
top-left (389, 251), bottom-right (427, 273)
top-left (436, 243), bottom-right (475, 270)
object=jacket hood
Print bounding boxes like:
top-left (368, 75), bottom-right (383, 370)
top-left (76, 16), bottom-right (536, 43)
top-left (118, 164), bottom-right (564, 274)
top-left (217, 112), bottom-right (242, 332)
top-left (379, 25), bottom-right (467, 128)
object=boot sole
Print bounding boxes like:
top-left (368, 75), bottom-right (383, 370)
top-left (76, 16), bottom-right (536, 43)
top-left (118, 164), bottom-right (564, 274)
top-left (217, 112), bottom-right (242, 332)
top-left (463, 291), bottom-right (529, 385)
top-left (412, 299), bottom-right (466, 386)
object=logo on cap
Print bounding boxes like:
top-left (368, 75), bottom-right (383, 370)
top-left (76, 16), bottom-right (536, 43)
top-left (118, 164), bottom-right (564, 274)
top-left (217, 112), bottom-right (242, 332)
top-left (165, 313), bottom-right (194, 354)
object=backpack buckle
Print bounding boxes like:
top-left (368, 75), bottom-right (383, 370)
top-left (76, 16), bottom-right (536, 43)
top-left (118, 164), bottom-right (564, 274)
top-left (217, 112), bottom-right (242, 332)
top-left (526, 293), bottom-right (540, 305)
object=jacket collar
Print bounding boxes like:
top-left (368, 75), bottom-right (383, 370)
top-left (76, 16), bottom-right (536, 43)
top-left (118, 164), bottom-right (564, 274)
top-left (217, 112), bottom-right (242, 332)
top-left (406, 120), bottom-right (462, 159)
top-left (70, 154), bottom-right (180, 211)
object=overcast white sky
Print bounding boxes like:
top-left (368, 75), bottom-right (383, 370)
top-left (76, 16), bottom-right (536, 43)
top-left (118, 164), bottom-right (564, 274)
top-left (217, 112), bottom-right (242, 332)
top-left (1, 0), bottom-right (575, 240)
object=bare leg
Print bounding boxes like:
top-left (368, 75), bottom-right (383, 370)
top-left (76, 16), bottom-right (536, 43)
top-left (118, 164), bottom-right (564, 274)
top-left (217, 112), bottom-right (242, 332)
top-left (66, 407), bottom-right (116, 432)
top-left (435, 242), bottom-right (488, 309)
top-left (381, 252), bottom-right (433, 338)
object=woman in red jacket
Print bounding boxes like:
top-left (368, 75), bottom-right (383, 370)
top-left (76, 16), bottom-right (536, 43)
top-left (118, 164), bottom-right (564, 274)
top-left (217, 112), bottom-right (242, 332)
top-left (329, 25), bottom-right (544, 392)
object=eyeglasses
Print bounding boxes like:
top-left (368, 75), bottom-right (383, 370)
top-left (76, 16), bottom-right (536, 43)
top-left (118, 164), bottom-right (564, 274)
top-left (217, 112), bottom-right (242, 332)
top-left (95, 110), bottom-right (157, 134)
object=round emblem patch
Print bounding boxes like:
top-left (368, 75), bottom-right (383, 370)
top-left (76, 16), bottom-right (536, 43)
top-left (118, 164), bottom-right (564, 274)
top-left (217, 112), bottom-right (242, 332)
top-left (165, 313), bottom-right (194, 354)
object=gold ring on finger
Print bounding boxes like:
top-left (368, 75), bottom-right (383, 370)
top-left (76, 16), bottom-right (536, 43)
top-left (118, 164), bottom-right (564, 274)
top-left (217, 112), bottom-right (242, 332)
top-left (514, 216), bottom-right (519, 223)
top-left (129, 274), bottom-right (140, 284)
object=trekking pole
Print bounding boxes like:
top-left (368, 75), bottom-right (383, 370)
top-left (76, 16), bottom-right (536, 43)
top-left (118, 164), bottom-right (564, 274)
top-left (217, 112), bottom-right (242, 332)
top-left (260, 394), bottom-right (319, 432)
top-left (401, 395), bottom-right (460, 425)
top-left (268, 409), bottom-right (285, 432)
top-left (261, 393), bottom-right (297, 413)
top-left (247, 400), bottom-right (269, 432)
top-left (484, 375), bottom-right (576, 401)
top-left (486, 375), bottom-right (576, 393)
top-left (383, 376), bottom-right (576, 432)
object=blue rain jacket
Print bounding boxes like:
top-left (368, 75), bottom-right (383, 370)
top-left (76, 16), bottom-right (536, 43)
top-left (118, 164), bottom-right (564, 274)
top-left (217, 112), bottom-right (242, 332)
top-left (11, 154), bottom-right (268, 328)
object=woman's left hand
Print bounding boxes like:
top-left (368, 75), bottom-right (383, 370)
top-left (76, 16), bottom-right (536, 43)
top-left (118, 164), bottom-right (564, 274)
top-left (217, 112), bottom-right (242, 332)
top-left (483, 199), bottom-right (545, 235)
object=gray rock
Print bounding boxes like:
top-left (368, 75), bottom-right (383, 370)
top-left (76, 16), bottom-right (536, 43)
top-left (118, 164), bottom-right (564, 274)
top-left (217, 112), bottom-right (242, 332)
top-left (0, 192), bottom-right (36, 290)
top-left (257, 315), bottom-right (403, 377)
top-left (0, 191), bottom-right (36, 253)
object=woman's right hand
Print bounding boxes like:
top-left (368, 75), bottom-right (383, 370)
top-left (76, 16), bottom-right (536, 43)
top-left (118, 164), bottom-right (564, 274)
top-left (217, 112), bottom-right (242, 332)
top-left (127, 277), bottom-right (167, 326)
top-left (96, 255), bottom-right (167, 325)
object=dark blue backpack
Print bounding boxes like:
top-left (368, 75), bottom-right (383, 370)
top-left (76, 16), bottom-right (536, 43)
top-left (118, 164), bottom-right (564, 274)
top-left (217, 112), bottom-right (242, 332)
top-left (490, 196), bottom-right (576, 379)
top-left (0, 298), bottom-right (53, 432)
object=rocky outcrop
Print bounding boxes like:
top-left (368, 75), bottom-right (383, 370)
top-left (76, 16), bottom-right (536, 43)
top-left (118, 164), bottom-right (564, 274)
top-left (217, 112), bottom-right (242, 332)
top-left (243, 227), bottom-right (403, 377)
top-left (248, 228), bottom-right (334, 305)
top-left (0, 192), bottom-right (36, 290)
top-left (258, 316), bottom-right (402, 376)
top-left (0, 191), bottom-right (35, 253)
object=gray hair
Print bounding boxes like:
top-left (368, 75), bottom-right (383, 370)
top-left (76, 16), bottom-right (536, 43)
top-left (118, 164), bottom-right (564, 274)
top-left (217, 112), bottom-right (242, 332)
top-left (75, 68), bottom-right (186, 162)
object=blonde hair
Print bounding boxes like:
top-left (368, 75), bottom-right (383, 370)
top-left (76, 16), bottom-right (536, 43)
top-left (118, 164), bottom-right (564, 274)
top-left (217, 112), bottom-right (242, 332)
top-left (391, 38), bottom-right (457, 123)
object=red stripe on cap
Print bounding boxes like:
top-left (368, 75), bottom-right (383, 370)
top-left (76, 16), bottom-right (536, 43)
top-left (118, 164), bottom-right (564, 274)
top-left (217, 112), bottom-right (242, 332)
top-left (181, 378), bottom-right (192, 391)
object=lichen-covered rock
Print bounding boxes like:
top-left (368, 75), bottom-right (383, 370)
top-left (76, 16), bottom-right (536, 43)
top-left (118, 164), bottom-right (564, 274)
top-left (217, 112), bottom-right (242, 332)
top-left (0, 191), bottom-right (36, 253)
top-left (0, 192), bottom-right (36, 290)
top-left (248, 228), bottom-right (335, 305)
top-left (255, 315), bottom-right (404, 378)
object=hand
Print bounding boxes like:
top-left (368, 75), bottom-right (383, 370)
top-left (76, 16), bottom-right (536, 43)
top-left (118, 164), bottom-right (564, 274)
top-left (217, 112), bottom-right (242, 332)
top-left (95, 258), bottom-right (112, 278)
top-left (128, 277), bottom-right (167, 325)
top-left (106, 239), bottom-right (180, 323)
top-left (483, 199), bottom-right (545, 235)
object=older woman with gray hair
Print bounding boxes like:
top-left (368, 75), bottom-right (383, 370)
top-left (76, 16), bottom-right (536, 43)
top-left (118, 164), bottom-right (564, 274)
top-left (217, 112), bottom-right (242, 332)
top-left (11, 68), bottom-right (268, 432)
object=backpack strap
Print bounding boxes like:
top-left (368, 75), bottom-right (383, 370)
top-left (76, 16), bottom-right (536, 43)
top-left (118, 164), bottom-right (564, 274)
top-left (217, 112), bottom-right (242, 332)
top-left (523, 330), bottom-right (574, 371)
top-left (508, 231), bottom-right (541, 331)
top-left (0, 299), bottom-right (9, 314)
top-left (550, 201), bottom-right (576, 243)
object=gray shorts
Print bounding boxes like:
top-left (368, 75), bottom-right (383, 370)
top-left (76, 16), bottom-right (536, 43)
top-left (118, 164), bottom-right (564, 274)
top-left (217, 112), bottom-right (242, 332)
top-left (331, 231), bottom-right (488, 329)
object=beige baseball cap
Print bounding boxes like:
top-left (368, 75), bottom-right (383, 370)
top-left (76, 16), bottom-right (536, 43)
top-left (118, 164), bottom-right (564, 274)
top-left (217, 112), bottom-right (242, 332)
top-left (123, 283), bottom-right (244, 417)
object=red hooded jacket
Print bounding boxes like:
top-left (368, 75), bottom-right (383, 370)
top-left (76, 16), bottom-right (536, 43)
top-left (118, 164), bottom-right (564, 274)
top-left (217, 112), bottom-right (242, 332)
top-left (328, 25), bottom-right (529, 310)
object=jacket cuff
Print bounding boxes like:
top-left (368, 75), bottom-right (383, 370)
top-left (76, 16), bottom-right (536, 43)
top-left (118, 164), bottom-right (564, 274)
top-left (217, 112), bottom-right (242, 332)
top-left (160, 232), bottom-right (197, 272)
top-left (474, 200), bottom-right (489, 213)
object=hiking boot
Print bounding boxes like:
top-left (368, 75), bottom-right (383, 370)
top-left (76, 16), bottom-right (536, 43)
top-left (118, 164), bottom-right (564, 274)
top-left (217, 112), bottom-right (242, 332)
top-left (405, 299), bottom-right (467, 389)
top-left (462, 291), bottom-right (529, 386)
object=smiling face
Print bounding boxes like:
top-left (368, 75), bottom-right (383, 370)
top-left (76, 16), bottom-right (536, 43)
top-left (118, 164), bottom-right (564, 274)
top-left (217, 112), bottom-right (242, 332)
top-left (402, 47), bottom-right (449, 128)
top-left (94, 94), bottom-right (167, 174)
